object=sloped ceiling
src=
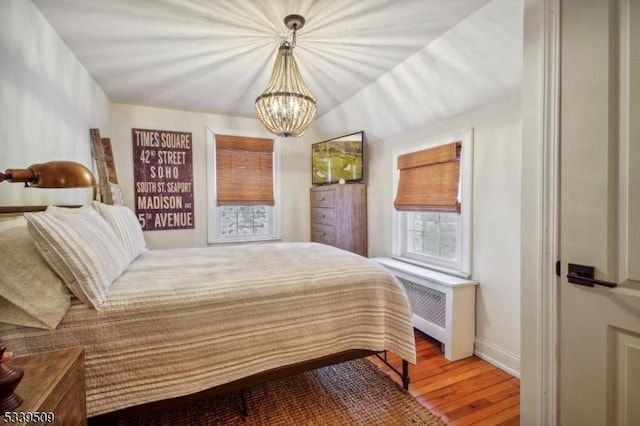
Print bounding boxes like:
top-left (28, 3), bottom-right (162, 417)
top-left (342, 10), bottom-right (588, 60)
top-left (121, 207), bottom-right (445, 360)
top-left (315, 0), bottom-right (523, 141)
top-left (32, 0), bottom-right (495, 120)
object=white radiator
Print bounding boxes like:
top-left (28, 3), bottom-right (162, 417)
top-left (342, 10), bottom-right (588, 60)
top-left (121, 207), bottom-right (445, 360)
top-left (373, 257), bottom-right (478, 361)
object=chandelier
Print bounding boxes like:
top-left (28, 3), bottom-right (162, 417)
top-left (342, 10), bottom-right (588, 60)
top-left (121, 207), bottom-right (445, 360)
top-left (255, 14), bottom-right (316, 138)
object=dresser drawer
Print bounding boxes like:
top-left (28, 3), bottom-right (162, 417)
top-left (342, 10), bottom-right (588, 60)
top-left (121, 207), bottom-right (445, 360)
top-left (310, 189), bottom-right (335, 208)
top-left (311, 223), bottom-right (336, 245)
top-left (311, 207), bottom-right (335, 226)
top-left (309, 183), bottom-right (367, 257)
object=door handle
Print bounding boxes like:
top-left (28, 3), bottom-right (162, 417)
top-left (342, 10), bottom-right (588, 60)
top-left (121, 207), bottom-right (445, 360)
top-left (567, 263), bottom-right (617, 288)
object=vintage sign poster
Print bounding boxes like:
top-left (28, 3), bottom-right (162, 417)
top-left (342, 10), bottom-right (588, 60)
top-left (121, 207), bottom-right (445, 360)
top-left (132, 128), bottom-right (194, 231)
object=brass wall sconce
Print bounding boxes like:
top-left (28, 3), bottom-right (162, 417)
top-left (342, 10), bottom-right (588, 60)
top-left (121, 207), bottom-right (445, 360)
top-left (0, 161), bottom-right (97, 200)
top-left (0, 161), bottom-right (95, 188)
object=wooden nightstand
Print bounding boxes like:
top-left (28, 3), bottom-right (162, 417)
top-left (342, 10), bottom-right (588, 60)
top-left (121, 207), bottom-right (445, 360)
top-left (4, 347), bottom-right (86, 426)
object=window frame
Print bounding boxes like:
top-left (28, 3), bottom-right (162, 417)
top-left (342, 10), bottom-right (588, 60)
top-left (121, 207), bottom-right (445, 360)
top-left (392, 128), bottom-right (473, 278)
top-left (206, 128), bottom-right (281, 244)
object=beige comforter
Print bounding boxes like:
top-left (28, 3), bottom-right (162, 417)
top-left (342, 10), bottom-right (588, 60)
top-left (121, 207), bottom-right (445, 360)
top-left (0, 242), bottom-right (416, 417)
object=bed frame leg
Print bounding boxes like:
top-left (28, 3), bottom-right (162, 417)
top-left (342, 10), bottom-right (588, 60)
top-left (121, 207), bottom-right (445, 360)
top-left (374, 351), bottom-right (411, 390)
top-left (401, 359), bottom-right (410, 390)
top-left (239, 389), bottom-right (248, 417)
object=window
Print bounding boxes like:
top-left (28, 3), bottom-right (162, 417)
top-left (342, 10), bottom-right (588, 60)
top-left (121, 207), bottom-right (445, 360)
top-left (404, 211), bottom-right (460, 261)
top-left (206, 130), bottom-right (280, 243)
top-left (220, 206), bottom-right (270, 237)
top-left (393, 129), bottom-right (472, 277)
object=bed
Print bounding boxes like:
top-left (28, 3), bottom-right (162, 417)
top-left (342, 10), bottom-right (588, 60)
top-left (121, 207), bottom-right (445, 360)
top-left (0, 203), bottom-right (416, 421)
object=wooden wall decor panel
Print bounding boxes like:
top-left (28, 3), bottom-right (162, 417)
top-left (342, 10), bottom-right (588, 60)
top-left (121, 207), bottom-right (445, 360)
top-left (90, 128), bottom-right (113, 205)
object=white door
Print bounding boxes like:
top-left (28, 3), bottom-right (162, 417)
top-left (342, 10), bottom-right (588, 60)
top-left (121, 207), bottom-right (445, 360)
top-left (560, 0), bottom-right (640, 425)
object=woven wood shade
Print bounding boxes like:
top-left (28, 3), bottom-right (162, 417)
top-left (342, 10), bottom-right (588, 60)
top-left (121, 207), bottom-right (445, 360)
top-left (215, 135), bottom-right (274, 206)
top-left (394, 142), bottom-right (461, 212)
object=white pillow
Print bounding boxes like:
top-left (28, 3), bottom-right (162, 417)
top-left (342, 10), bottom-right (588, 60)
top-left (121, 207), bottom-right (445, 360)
top-left (24, 206), bottom-right (129, 309)
top-left (92, 201), bottom-right (147, 263)
top-left (0, 216), bottom-right (71, 329)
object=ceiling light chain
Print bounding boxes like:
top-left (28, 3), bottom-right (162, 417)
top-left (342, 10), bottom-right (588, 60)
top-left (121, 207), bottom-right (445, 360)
top-left (290, 22), bottom-right (298, 48)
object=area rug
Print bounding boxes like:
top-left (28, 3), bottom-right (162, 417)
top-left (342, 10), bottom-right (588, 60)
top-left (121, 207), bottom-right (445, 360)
top-left (119, 359), bottom-right (446, 425)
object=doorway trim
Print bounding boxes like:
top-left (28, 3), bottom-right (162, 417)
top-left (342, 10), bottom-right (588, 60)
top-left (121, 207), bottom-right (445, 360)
top-left (539, 0), bottom-right (560, 423)
top-left (521, 0), bottom-right (560, 424)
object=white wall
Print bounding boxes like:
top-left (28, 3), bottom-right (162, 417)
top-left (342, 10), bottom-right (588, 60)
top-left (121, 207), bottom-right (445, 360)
top-left (364, 98), bottom-right (522, 374)
top-left (0, 0), bottom-right (111, 206)
top-left (311, 0), bottom-right (523, 373)
top-left (110, 103), bottom-right (315, 249)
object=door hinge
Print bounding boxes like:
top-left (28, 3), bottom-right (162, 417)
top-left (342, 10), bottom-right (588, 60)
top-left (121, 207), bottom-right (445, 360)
top-left (555, 260), bottom-right (561, 277)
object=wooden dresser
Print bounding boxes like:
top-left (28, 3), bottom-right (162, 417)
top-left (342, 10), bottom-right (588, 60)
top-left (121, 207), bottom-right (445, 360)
top-left (7, 347), bottom-right (86, 426)
top-left (310, 183), bottom-right (367, 256)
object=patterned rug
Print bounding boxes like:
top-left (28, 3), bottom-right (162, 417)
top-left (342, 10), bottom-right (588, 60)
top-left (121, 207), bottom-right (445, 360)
top-left (119, 358), bottom-right (446, 425)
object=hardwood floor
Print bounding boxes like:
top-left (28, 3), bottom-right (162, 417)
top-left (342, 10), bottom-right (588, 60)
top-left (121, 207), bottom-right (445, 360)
top-left (369, 330), bottom-right (520, 425)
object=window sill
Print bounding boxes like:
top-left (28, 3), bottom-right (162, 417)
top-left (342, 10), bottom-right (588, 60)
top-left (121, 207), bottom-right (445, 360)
top-left (209, 237), bottom-right (281, 246)
top-left (387, 256), bottom-right (473, 284)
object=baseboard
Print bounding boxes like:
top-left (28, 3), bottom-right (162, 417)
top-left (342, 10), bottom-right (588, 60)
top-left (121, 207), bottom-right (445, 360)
top-left (473, 338), bottom-right (521, 378)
